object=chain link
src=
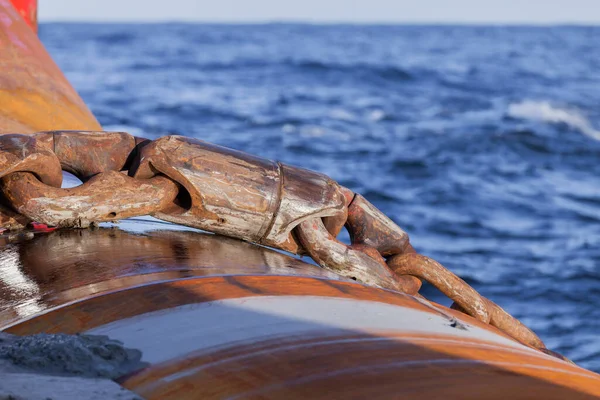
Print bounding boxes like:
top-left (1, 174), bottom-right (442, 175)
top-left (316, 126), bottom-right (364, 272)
top-left (0, 130), bottom-right (565, 359)
top-left (2, 171), bottom-right (178, 228)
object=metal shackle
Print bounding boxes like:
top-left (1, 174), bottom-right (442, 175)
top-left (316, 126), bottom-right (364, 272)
top-left (131, 135), bottom-right (347, 253)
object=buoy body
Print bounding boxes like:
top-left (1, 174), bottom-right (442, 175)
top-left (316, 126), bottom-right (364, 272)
top-left (1, 2), bottom-right (600, 398)
top-left (0, 0), bottom-right (101, 134)
top-left (2, 224), bottom-right (600, 399)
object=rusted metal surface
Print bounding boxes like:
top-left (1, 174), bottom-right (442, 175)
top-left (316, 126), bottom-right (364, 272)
top-left (0, 12), bottom-right (598, 396)
top-left (1, 171), bottom-right (178, 227)
top-left (0, 0), bottom-right (101, 133)
top-left (345, 193), bottom-right (423, 294)
top-left (296, 217), bottom-right (404, 291)
top-left (8, 0), bottom-right (36, 32)
top-left (346, 193), bottom-right (411, 256)
top-left (3, 276), bottom-right (443, 335)
top-left (0, 202), bottom-right (29, 230)
top-left (269, 163), bottom-right (346, 249)
top-left (0, 134), bottom-right (63, 186)
top-left (0, 133), bottom-right (61, 227)
top-left (390, 253), bottom-right (491, 323)
top-left (0, 131), bottom-right (138, 183)
top-left (389, 253), bottom-right (544, 349)
top-left (47, 131), bottom-right (138, 181)
top-left (0, 131), bottom-right (563, 355)
top-left (131, 135), bottom-right (347, 253)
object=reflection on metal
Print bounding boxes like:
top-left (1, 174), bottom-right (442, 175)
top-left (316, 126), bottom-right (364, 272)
top-left (0, 131), bottom-right (545, 351)
top-left (0, 244), bottom-right (41, 317)
top-left (0, 0), bottom-right (101, 133)
top-left (1, 220), bottom-right (600, 398)
top-left (1, 2), bottom-right (600, 397)
top-left (0, 220), bottom-right (345, 328)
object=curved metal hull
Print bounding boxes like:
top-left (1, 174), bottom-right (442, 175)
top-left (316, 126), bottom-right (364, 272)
top-left (2, 220), bottom-right (600, 399)
top-left (1, 1), bottom-right (600, 398)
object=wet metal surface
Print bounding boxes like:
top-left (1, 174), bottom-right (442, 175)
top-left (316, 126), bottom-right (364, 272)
top-left (1, 219), bottom-right (600, 398)
top-left (5, 271), bottom-right (600, 399)
top-left (121, 331), bottom-right (600, 400)
top-left (0, 218), bottom-right (344, 329)
top-left (0, 130), bottom-right (564, 353)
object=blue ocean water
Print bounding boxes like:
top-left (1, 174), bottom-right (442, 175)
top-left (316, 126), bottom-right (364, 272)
top-left (41, 23), bottom-right (600, 370)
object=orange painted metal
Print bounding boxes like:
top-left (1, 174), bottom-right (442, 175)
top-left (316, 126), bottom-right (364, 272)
top-left (0, 0), bottom-right (101, 134)
top-left (1, 8), bottom-right (600, 398)
top-left (3, 276), bottom-right (442, 335)
top-left (2, 223), bottom-right (600, 398)
top-left (120, 333), bottom-right (600, 400)
top-left (0, 226), bottom-right (346, 328)
top-left (5, 273), bottom-right (600, 398)
top-left (9, 0), bottom-right (36, 32)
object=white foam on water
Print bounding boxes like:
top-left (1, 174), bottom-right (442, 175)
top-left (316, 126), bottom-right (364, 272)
top-left (507, 100), bottom-right (600, 140)
top-left (368, 109), bottom-right (386, 121)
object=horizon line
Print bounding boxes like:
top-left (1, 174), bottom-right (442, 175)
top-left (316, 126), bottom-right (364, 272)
top-left (38, 19), bottom-right (600, 26)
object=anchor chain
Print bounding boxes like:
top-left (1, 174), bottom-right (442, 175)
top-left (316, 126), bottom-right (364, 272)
top-left (0, 130), bottom-right (563, 359)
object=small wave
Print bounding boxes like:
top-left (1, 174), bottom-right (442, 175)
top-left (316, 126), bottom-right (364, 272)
top-left (155, 59), bottom-right (413, 82)
top-left (289, 60), bottom-right (413, 82)
top-left (96, 31), bottom-right (135, 44)
top-left (507, 100), bottom-right (600, 140)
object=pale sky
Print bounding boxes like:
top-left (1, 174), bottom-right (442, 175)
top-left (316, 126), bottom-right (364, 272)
top-left (40, 0), bottom-right (600, 24)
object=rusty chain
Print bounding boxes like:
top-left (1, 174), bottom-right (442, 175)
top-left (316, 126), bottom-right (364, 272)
top-left (0, 131), bottom-right (564, 360)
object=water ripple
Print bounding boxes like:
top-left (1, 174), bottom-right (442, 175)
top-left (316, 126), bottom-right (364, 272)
top-left (41, 23), bottom-right (600, 371)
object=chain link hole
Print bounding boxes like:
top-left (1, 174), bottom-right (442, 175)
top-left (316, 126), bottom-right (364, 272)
top-left (167, 185), bottom-right (192, 214)
top-left (337, 225), bottom-right (351, 244)
top-left (61, 171), bottom-right (83, 188)
top-left (419, 281), bottom-right (452, 307)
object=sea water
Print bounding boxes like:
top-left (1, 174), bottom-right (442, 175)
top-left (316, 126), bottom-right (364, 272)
top-left (41, 23), bottom-right (600, 370)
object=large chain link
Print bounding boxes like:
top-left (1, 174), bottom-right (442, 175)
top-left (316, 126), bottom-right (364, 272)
top-left (0, 131), bottom-right (566, 360)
